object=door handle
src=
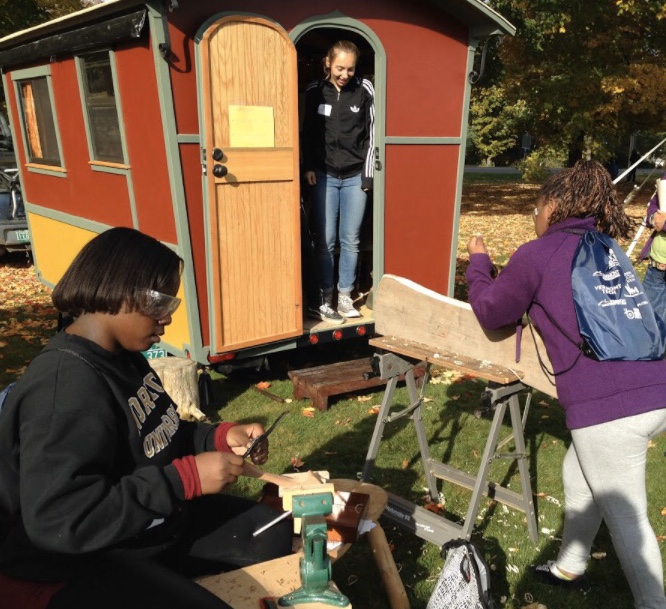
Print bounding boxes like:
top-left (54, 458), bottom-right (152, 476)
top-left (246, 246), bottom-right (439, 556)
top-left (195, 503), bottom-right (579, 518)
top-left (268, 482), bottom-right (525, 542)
top-left (213, 164), bottom-right (228, 178)
top-left (212, 148), bottom-right (224, 161)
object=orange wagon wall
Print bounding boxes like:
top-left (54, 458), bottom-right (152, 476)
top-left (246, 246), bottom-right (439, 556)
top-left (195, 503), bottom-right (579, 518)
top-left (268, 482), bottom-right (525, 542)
top-left (14, 60), bottom-right (134, 227)
top-left (114, 41), bottom-right (175, 244)
top-left (164, 0), bottom-right (469, 302)
top-left (7, 41), bottom-right (175, 245)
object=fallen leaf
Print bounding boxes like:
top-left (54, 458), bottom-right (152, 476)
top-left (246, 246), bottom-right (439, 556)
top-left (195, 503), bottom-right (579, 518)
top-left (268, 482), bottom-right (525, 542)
top-left (357, 395), bottom-right (372, 402)
top-left (256, 381), bottom-right (271, 390)
top-left (661, 507), bottom-right (666, 516)
top-left (284, 398), bottom-right (292, 404)
top-left (301, 408), bottom-right (315, 418)
top-left (291, 456), bottom-right (305, 467)
top-left (424, 502), bottom-right (444, 514)
top-left (367, 406), bottom-right (381, 415)
top-left (401, 459), bottom-right (409, 469)
top-left (591, 551), bottom-right (607, 559)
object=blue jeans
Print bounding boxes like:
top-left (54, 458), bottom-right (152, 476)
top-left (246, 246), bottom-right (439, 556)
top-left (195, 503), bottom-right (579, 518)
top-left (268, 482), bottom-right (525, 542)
top-left (311, 171), bottom-right (367, 294)
top-left (643, 265), bottom-right (666, 320)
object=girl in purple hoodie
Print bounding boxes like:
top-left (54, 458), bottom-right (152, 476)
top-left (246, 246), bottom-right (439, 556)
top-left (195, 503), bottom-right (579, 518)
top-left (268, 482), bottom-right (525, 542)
top-left (466, 160), bottom-right (666, 609)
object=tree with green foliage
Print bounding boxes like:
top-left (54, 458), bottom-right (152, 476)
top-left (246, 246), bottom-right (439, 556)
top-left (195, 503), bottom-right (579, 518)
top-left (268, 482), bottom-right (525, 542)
top-left (471, 0), bottom-right (666, 166)
top-left (0, 0), bottom-right (86, 38)
top-left (0, 0), bottom-right (86, 112)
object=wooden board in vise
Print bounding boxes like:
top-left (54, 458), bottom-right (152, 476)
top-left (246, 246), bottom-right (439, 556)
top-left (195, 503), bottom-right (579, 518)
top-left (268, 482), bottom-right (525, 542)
top-left (373, 275), bottom-right (557, 399)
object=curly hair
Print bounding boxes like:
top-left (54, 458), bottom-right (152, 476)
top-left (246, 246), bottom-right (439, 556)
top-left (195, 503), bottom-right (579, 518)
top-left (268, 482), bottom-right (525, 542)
top-left (538, 167), bottom-right (572, 205)
top-left (548, 159), bottom-right (635, 239)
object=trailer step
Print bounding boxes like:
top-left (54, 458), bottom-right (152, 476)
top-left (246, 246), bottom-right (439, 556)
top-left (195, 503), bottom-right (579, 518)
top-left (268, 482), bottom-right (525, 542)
top-left (288, 356), bottom-right (425, 411)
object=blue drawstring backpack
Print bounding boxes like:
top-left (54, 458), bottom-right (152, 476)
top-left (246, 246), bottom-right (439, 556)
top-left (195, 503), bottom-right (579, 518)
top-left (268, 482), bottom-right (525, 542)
top-left (570, 230), bottom-right (666, 360)
top-left (535, 229), bottom-right (666, 362)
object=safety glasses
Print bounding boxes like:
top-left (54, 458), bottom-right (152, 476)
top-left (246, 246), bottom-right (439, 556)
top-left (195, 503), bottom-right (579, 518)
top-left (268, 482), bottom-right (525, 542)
top-left (135, 289), bottom-right (181, 320)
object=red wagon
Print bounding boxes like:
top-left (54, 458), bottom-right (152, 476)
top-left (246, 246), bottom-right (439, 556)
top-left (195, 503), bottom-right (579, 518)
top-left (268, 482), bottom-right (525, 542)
top-left (0, 0), bottom-right (513, 367)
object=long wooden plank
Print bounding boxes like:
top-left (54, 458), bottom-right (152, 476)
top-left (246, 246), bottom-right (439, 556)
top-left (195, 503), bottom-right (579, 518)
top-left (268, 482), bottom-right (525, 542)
top-left (369, 335), bottom-right (523, 385)
top-left (374, 275), bottom-right (557, 398)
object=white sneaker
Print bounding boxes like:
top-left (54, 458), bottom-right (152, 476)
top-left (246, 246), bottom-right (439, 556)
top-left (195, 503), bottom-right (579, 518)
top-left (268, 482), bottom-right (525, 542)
top-left (337, 293), bottom-right (361, 318)
top-left (317, 302), bottom-right (345, 325)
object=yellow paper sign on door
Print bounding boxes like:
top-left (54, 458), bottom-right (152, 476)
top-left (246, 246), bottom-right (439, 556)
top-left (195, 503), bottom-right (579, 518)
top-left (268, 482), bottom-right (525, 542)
top-left (229, 105), bottom-right (275, 148)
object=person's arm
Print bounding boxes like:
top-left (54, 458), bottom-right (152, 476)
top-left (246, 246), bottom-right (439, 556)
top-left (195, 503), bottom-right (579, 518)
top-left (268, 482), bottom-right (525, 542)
top-left (361, 78), bottom-right (375, 191)
top-left (18, 364), bottom-right (185, 554)
top-left (647, 176), bottom-right (666, 230)
top-left (466, 236), bottom-right (542, 330)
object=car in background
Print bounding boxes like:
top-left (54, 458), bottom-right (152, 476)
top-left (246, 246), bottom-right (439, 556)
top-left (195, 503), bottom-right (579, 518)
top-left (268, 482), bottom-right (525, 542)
top-left (0, 169), bottom-right (30, 258)
top-left (0, 113), bottom-right (12, 152)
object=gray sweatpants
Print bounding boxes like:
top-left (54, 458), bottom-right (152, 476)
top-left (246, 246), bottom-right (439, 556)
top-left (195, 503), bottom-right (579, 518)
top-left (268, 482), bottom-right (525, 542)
top-left (556, 408), bottom-right (666, 609)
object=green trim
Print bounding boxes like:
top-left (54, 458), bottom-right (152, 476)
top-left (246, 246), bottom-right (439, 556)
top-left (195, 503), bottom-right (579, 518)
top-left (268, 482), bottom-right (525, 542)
top-left (25, 201), bottom-right (112, 233)
top-left (10, 65), bottom-right (50, 79)
top-left (74, 51), bottom-right (130, 165)
top-left (146, 2), bottom-right (205, 364)
top-left (74, 50), bottom-right (138, 228)
top-left (447, 36), bottom-right (478, 297)
top-left (176, 134), bottom-right (200, 144)
top-left (291, 11), bottom-right (387, 293)
top-left (11, 65), bottom-right (66, 170)
top-left (384, 136), bottom-right (462, 145)
top-left (25, 166), bottom-right (67, 178)
top-left (194, 11), bottom-right (284, 43)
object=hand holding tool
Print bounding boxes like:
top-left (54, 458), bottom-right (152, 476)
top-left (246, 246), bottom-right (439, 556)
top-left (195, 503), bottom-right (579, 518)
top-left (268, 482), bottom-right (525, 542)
top-left (242, 411), bottom-right (289, 459)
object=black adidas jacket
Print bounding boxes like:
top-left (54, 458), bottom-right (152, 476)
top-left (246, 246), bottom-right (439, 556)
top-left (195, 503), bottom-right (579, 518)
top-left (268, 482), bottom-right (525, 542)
top-left (301, 77), bottom-right (375, 190)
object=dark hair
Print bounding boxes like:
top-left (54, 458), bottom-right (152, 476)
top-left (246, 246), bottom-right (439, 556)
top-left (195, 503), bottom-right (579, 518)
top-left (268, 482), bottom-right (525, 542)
top-left (547, 159), bottom-right (635, 239)
top-left (323, 40), bottom-right (359, 79)
top-left (52, 227), bottom-right (183, 317)
top-left (538, 167), bottom-right (572, 205)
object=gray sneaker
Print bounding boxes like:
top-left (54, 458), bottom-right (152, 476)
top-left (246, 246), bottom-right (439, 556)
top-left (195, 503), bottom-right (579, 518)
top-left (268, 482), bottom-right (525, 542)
top-left (337, 293), bottom-right (361, 318)
top-left (315, 302), bottom-right (345, 325)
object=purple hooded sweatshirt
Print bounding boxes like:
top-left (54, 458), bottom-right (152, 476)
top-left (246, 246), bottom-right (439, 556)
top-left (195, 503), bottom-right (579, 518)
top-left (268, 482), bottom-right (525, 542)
top-left (466, 216), bottom-right (666, 430)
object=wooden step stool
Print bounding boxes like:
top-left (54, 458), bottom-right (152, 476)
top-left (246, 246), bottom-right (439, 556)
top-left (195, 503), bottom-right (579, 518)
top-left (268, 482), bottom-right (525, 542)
top-left (289, 357), bottom-right (425, 411)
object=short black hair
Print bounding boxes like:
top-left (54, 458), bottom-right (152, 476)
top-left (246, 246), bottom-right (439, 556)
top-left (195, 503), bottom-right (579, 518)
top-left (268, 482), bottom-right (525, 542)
top-left (52, 227), bottom-right (183, 317)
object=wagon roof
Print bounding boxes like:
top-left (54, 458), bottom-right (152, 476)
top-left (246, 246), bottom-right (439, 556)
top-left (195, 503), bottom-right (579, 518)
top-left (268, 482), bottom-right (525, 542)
top-left (0, 0), bottom-right (514, 51)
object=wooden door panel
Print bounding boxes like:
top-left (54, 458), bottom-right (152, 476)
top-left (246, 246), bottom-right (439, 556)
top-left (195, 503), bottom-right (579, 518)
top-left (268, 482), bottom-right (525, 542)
top-left (200, 16), bottom-right (302, 352)
top-left (217, 149), bottom-right (294, 183)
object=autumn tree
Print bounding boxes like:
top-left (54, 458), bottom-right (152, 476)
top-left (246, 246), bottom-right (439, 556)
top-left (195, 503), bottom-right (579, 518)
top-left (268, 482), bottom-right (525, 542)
top-left (474, 0), bottom-right (666, 165)
top-left (0, 0), bottom-right (86, 38)
top-left (0, 0), bottom-right (86, 112)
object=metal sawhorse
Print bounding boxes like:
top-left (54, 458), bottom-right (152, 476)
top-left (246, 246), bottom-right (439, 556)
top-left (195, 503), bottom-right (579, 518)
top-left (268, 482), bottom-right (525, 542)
top-left (361, 335), bottom-right (538, 547)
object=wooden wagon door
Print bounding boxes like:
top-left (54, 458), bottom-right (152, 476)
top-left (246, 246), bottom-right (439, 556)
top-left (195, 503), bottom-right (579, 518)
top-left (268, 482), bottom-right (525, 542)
top-left (199, 16), bottom-right (302, 353)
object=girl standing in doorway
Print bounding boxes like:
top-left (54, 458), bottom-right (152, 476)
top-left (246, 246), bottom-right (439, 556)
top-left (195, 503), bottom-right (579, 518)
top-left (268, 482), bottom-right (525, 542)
top-left (302, 40), bottom-right (375, 324)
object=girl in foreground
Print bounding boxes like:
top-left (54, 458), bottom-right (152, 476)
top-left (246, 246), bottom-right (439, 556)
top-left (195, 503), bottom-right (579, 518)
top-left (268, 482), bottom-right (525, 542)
top-left (0, 227), bottom-right (292, 609)
top-left (467, 161), bottom-right (666, 609)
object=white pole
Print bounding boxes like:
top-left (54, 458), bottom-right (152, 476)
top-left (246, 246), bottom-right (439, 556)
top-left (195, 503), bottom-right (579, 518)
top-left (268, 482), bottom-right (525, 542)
top-left (614, 137), bottom-right (666, 185)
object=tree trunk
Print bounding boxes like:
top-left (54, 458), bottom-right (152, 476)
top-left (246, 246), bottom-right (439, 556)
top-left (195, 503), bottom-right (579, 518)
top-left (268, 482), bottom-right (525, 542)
top-left (150, 357), bottom-right (207, 421)
top-left (567, 131), bottom-right (585, 166)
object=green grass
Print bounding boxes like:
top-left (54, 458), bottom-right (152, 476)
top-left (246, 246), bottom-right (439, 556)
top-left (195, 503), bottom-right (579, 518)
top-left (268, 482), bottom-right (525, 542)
top-left (209, 360), bottom-right (666, 609)
top-left (2, 221), bottom-right (665, 608)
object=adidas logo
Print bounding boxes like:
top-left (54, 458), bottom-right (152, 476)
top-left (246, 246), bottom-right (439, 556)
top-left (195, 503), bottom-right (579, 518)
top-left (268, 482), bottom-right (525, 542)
top-left (350, 105), bottom-right (360, 113)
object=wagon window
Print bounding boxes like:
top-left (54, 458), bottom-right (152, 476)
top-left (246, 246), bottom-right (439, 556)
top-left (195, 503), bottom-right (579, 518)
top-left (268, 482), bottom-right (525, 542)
top-left (80, 52), bottom-right (124, 163)
top-left (18, 77), bottom-right (60, 166)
